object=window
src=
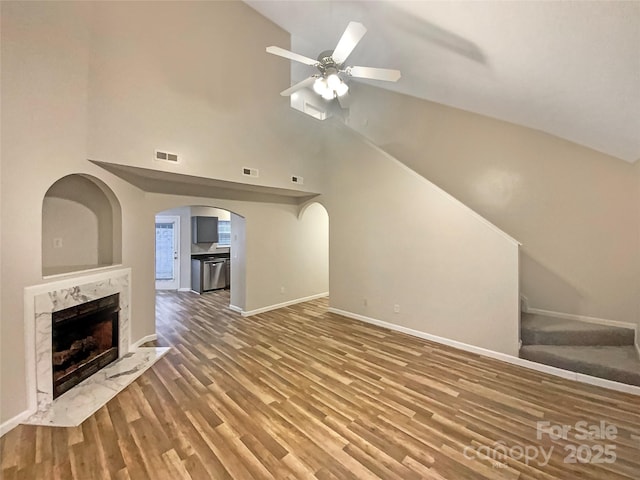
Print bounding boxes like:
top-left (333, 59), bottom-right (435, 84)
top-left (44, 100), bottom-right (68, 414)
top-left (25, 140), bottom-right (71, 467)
top-left (155, 221), bottom-right (175, 280)
top-left (218, 220), bottom-right (231, 246)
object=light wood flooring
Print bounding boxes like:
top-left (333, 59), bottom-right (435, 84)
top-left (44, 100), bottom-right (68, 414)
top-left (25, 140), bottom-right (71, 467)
top-left (1, 290), bottom-right (639, 479)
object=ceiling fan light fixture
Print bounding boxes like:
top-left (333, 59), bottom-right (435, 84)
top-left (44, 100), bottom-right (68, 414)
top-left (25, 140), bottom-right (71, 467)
top-left (321, 88), bottom-right (335, 100)
top-left (335, 82), bottom-right (349, 97)
top-left (313, 77), bottom-right (327, 95)
top-left (267, 21), bottom-right (401, 109)
top-left (326, 73), bottom-right (342, 90)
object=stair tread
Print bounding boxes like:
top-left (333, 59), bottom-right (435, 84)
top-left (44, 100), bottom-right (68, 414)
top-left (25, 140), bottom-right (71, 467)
top-left (521, 313), bottom-right (635, 346)
top-left (521, 345), bottom-right (639, 368)
top-left (520, 345), bottom-right (640, 386)
top-left (522, 313), bottom-right (633, 334)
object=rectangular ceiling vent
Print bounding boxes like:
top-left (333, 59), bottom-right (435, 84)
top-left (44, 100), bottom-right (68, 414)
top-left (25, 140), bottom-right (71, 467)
top-left (155, 150), bottom-right (179, 162)
top-left (242, 167), bottom-right (259, 178)
top-left (291, 175), bottom-right (304, 185)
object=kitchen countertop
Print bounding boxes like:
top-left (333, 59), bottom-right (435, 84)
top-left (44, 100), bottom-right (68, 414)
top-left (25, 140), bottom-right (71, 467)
top-left (191, 253), bottom-right (230, 260)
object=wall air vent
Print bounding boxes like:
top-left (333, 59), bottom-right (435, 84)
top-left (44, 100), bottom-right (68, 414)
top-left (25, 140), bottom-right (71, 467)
top-left (242, 167), bottom-right (259, 177)
top-left (155, 150), bottom-right (179, 162)
top-left (291, 175), bottom-right (304, 185)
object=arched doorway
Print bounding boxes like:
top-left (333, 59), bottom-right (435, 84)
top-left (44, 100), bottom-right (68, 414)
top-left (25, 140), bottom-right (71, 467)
top-left (154, 205), bottom-right (247, 310)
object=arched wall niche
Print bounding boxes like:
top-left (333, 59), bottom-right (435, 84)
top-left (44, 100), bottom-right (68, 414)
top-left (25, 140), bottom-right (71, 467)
top-left (42, 174), bottom-right (122, 276)
top-left (297, 200), bottom-right (329, 297)
top-left (297, 198), bottom-right (329, 220)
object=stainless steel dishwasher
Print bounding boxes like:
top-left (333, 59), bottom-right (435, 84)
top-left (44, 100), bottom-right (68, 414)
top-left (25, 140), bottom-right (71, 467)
top-left (203, 258), bottom-right (226, 291)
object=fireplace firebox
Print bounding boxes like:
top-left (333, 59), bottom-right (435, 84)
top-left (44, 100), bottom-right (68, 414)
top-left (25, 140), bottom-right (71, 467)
top-left (52, 293), bottom-right (120, 398)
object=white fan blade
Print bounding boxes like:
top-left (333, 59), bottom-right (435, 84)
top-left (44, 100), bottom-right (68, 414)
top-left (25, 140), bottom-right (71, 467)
top-left (347, 66), bottom-right (401, 82)
top-left (280, 76), bottom-right (316, 96)
top-left (331, 22), bottom-right (367, 65)
top-left (266, 46), bottom-right (318, 66)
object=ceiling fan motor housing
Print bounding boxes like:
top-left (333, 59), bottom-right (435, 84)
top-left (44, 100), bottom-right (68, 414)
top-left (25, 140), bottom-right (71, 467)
top-left (317, 50), bottom-right (340, 74)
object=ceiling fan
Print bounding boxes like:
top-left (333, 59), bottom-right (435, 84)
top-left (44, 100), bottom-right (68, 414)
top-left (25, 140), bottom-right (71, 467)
top-left (266, 21), bottom-right (401, 106)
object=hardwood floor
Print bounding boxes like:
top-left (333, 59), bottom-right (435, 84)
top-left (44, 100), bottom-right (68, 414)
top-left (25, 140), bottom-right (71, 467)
top-left (1, 290), bottom-right (639, 479)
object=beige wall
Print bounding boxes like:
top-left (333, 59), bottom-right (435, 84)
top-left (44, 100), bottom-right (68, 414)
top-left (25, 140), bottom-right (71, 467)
top-left (297, 202), bottom-right (330, 299)
top-left (2, 0), bottom-right (93, 423)
top-left (3, 0), bottom-right (634, 431)
top-left (230, 212), bottom-right (247, 311)
top-left (346, 84), bottom-right (640, 325)
top-left (86, 0), bottom-right (326, 195)
top-left (42, 175), bottom-right (115, 275)
top-left (322, 126), bottom-right (520, 356)
top-left (637, 161), bottom-right (640, 333)
top-left (43, 198), bottom-right (99, 271)
top-left (190, 207), bottom-right (231, 222)
top-left (0, 1), bottom-right (325, 426)
top-left (243, 199), bottom-right (329, 311)
top-left (148, 194), bottom-right (329, 313)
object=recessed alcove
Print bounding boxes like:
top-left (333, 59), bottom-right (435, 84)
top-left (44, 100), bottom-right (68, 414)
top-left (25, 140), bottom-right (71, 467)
top-left (42, 174), bottom-right (122, 277)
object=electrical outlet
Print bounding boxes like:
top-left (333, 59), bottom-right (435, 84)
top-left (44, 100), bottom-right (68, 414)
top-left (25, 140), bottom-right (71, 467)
top-left (363, 298), bottom-right (368, 307)
top-left (53, 238), bottom-right (63, 249)
top-left (393, 304), bottom-right (400, 313)
top-left (280, 286), bottom-right (285, 294)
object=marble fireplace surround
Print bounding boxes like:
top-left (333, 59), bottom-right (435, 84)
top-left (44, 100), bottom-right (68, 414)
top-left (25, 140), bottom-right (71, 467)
top-left (23, 268), bottom-right (134, 418)
top-left (24, 268), bottom-right (131, 411)
top-left (20, 267), bottom-right (170, 428)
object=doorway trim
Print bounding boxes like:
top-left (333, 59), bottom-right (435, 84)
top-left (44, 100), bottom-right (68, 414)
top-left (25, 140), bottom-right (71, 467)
top-left (155, 215), bottom-right (180, 290)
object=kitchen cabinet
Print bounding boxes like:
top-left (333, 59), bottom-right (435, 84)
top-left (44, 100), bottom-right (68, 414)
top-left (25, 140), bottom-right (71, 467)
top-left (192, 216), bottom-right (218, 243)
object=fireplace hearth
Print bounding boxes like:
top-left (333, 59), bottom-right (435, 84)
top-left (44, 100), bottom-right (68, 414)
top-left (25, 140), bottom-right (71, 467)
top-left (23, 268), bottom-right (170, 427)
top-left (52, 293), bottom-right (119, 398)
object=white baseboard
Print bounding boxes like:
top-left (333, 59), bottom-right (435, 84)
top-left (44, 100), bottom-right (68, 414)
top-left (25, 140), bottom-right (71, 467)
top-left (525, 307), bottom-right (637, 331)
top-left (2, 333), bottom-right (160, 437)
top-left (177, 287), bottom-right (191, 292)
top-left (328, 307), bottom-right (640, 396)
top-left (130, 334), bottom-right (158, 349)
top-left (242, 292), bottom-right (329, 317)
top-left (0, 409), bottom-right (35, 437)
top-left (228, 304), bottom-right (242, 313)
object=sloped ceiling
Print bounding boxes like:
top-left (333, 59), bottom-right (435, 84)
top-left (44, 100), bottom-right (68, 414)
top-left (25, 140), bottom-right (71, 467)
top-left (245, 1), bottom-right (640, 163)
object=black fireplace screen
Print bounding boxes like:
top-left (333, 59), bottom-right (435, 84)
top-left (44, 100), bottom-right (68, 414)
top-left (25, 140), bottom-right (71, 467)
top-left (51, 293), bottom-right (119, 398)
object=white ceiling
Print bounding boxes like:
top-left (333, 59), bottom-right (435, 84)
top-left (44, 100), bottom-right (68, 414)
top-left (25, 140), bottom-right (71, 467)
top-left (246, 1), bottom-right (640, 163)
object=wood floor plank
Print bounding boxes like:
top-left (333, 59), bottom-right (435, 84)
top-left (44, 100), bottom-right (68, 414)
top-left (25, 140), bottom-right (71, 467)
top-left (161, 448), bottom-right (192, 480)
top-left (1, 290), bottom-right (639, 479)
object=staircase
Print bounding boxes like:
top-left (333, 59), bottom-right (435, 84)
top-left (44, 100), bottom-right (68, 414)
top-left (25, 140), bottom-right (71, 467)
top-left (519, 313), bottom-right (640, 386)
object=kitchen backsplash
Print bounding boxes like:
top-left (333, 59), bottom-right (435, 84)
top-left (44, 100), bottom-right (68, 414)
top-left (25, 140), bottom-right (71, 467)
top-left (191, 244), bottom-right (230, 255)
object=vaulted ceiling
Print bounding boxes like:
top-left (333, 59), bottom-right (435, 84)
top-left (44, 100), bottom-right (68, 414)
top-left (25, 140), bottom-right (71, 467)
top-left (246, 1), bottom-right (640, 163)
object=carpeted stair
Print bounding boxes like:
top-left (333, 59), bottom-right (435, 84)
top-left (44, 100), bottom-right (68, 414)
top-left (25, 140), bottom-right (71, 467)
top-left (519, 313), bottom-right (640, 386)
